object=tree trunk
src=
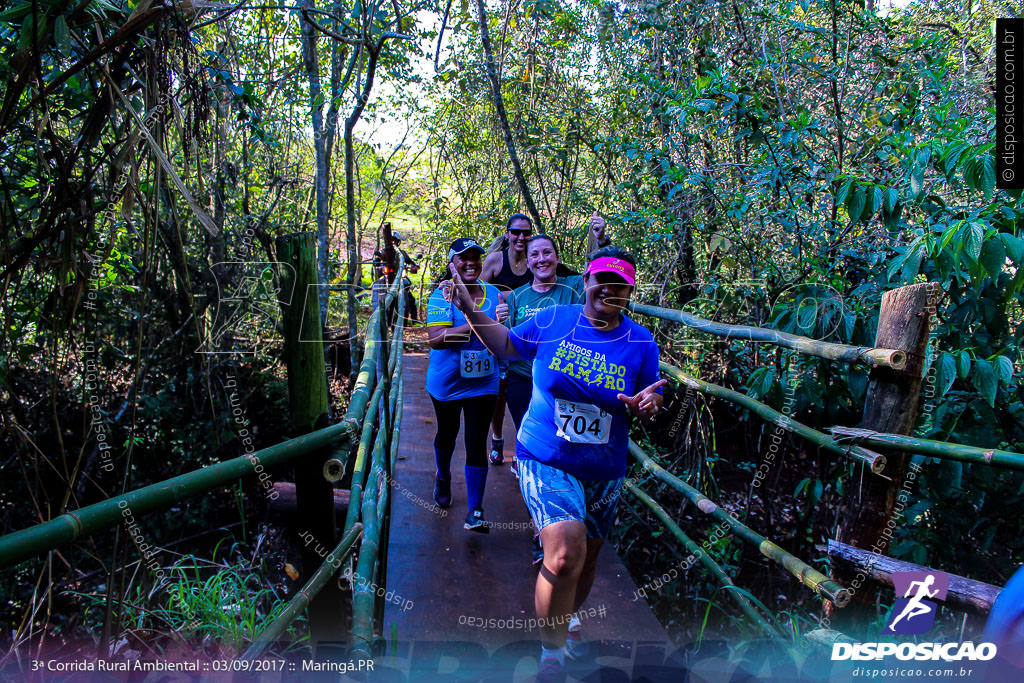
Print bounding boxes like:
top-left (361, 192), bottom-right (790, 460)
top-left (300, 0), bottom-right (331, 327)
top-left (344, 45), bottom-right (381, 382)
top-left (474, 0), bottom-right (542, 230)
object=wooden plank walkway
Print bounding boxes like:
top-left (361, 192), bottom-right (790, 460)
top-left (376, 351), bottom-right (687, 681)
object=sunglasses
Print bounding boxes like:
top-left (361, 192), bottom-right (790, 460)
top-left (509, 228), bottom-right (532, 236)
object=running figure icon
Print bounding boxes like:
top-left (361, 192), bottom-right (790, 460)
top-left (885, 571), bottom-right (949, 634)
top-left (887, 575), bottom-right (939, 632)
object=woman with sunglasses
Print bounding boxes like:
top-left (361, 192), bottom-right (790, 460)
top-left (481, 213), bottom-right (612, 467)
top-left (447, 245), bottom-right (665, 679)
top-left (425, 238), bottom-right (503, 532)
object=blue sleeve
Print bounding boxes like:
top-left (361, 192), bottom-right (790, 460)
top-left (426, 288), bottom-right (453, 327)
top-left (510, 305), bottom-right (555, 360)
top-left (638, 331), bottom-right (662, 393)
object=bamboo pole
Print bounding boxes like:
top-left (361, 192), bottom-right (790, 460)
top-left (630, 301), bottom-right (907, 370)
top-left (343, 257), bottom-right (404, 423)
top-left (374, 292), bottom-right (407, 631)
top-left (351, 288), bottom-right (406, 653)
top-left (829, 427), bottom-right (1024, 473)
top-left (803, 629), bottom-right (859, 650)
top-left (239, 523), bottom-right (363, 661)
top-left (0, 265), bottom-right (406, 571)
top-left (342, 378), bottom-right (389, 533)
top-left (629, 442), bottom-right (851, 607)
top-left (343, 276), bottom-right (407, 534)
top-left (624, 482), bottom-right (782, 637)
top-left (660, 362), bottom-right (886, 474)
top-left (0, 421), bottom-right (359, 571)
top-left (350, 395), bottom-right (392, 656)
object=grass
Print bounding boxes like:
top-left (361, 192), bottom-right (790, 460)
top-left (66, 533), bottom-right (306, 654)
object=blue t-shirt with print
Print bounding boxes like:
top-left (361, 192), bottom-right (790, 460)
top-left (425, 281), bottom-right (501, 401)
top-left (509, 304), bottom-right (661, 480)
top-left (504, 275), bottom-right (585, 379)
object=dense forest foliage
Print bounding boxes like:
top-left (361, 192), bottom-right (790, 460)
top-left (0, 0), bottom-right (1021, 661)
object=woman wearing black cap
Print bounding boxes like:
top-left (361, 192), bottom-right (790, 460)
top-left (425, 238), bottom-right (503, 532)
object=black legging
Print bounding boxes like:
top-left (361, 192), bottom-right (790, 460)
top-left (431, 394), bottom-right (498, 473)
top-left (505, 374), bottom-right (532, 431)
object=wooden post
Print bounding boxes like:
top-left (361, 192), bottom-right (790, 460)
top-left (829, 282), bottom-right (937, 630)
top-left (826, 540), bottom-right (1001, 615)
top-left (276, 232), bottom-right (342, 649)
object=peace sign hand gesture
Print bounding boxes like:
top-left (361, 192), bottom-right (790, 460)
top-left (617, 379), bottom-right (667, 419)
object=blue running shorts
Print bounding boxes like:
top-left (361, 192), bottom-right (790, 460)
top-left (516, 447), bottom-right (624, 538)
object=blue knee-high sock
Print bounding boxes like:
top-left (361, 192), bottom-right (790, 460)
top-left (435, 444), bottom-right (452, 482)
top-left (465, 466), bottom-right (488, 511)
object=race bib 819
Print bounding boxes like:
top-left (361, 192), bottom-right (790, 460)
top-left (460, 349), bottom-right (494, 379)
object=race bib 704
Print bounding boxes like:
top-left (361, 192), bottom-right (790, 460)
top-left (554, 399), bottom-right (611, 444)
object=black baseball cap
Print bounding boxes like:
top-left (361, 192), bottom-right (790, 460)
top-left (448, 238), bottom-right (485, 261)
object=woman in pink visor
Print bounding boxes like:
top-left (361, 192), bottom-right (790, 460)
top-left (446, 243), bottom-right (666, 681)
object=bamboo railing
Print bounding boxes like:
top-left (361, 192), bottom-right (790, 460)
top-left (352, 286), bottom-right (407, 656)
top-left (624, 482), bottom-right (782, 637)
top-left (829, 427), bottom-right (1024, 473)
top-left (0, 262), bottom-right (408, 572)
top-left (630, 301), bottom-right (907, 370)
top-left (629, 442), bottom-right (851, 608)
top-left (660, 362), bottom-right (887, 473)
top-left (0, 422), bottom-right (361, 571)
top-left (239, 523), bottom-right (364, 661)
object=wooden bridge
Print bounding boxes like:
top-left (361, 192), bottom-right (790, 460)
top-left (1, 232), bottom-right (1018, 681)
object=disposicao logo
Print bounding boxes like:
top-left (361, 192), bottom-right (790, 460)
top-left (831, 570), bottom-right (997, 662)
top-left (886, 570), bottom-right (949, 634)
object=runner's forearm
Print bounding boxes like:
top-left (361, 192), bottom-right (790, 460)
top-left (462, 308), bottom-right (522, 360)
top-left (427, 323), bottom-right (473, 349)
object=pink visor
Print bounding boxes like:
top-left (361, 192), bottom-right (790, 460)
top-left (585, 256), bottom-right (636, 285)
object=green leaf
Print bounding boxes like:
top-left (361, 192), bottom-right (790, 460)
top-left (961, 156), bottom-right (976, 190)
top-left (835, 178), bottom-right (852, 207)
top-left (846, 185), bottom-right (866, 224)
top-left (957, 352), bottom-right (971, 380)
top-left (902, 248), bottom-right (923, 281)
top-left (871, 186), bottom-right (883, 217)
top-left (973, 358), bottom-right (998, 407)
top-left (884, 187), bottom-right (898, 213)
top-left (936, 352), bottom-right (956, 397)
top-left (938, 221), bottom-right (961, 253)
top-left (910, 167), bottom-right (923, 196)
top-left (980, 156), bottom-right (996, 199)
top-left (962, 221), bottom-right (984, 261)
top-left (999, 233), bottom-right (1024, 265)
top-left (55, 15), bottom-right (70, 56)
top-left (996, 356), bottom-right (1014, 384)
top-left (980, 237), bottom-right (1007, 278)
